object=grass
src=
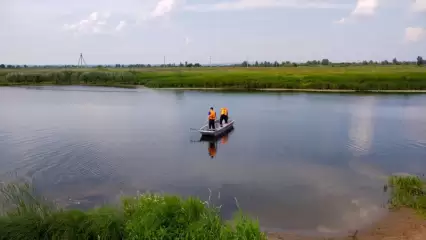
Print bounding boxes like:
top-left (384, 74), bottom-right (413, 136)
top-left (388, 175), bottom-right (426, 216)
top-left (0, 183), bottom-right (266, 240)
top-left (1, 65), bottom-right (426, 91)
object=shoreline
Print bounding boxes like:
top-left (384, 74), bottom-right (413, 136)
top-left (148, 87), bottom-right (426, 93)
top-left (267, 208), bottom-right (426, 240)
top-left (2, 84), bottom-right (426, 93)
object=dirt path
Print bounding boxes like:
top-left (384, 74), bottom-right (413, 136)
top-left (268, 209), bottom-right (426, 240)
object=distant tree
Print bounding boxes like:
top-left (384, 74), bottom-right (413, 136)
top-left (321, 59), bottom-right (330, 65)
top-left (186, 63), bottom-right (193, 67)
top-left (368, 60), bottom-right (374, 65)
top-left (179, 62), bottom-right (184, 67)
top-left (255, 61), bottom-right (259, 67)
top-left (292, 63), bottom-right (298, 67)
top-left (115, 64), bottom-right (121, 68)
top-left (362, 60), bottom-right (368, 65)
top-left (0, 64), bottom-right (5, 68)
top-left (194, 63), bottom-right (201, 67)
top-left (273, 61), bottom-right (279, 67)
top-left (381, 60), bottom-right (389, 65)
top-left (417, 56), bottom-right (424, 66)
top-left (241, 61), bottom-right (248, 67)
top-left (392, 58), bottom-right (399, 65)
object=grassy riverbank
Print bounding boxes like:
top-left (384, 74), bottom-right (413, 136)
top-left (1, 66), bottom-right (426, 91)
top-left (0, 176), bottom-right (425, 239)
top-left (0, 183), bottom-right (265, 240)
top-left (389, 175), bottom-right (426, 215)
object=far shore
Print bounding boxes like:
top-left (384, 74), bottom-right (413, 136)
top-left (2, 84), bottom-right (426, 93)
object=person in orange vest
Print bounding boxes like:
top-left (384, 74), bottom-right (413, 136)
top-left (208, 107), bottom-right (216, 130)
top-left (219, 107), bottom-right (228, 127)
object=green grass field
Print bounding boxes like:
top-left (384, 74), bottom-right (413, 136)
top-left (1, 65), bottom-right (426, 91)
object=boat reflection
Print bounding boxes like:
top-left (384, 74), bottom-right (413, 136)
top-left (198, 128), bottom-right (234, 159)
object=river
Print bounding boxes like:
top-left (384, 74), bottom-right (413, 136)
top-left (0, 86), bottom-right (425, 235)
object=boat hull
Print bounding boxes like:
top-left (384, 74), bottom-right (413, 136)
top-left (199, 119), bottom-right (234, 137)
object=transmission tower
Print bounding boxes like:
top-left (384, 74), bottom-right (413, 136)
top-left (77, 53), bottom-right (87, 68)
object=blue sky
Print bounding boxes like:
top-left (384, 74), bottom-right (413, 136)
top-left (1, 0), bottom-right (425, 64)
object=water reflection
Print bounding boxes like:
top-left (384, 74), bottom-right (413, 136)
top-left (348, 97), bottom-right (376, 156)
top-left (196, 129), bottom-right (234, 159)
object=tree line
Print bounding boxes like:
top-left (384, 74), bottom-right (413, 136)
top-left (0, 56), bottom-right (424, 69)
top-left (237, 56), bottom-right (425, 67)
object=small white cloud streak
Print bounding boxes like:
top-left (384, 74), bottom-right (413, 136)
top-left (184, 0), bottom-right (351, 12)
top-left (405, 27), bottom-right (426, 42)
top-left (412, 0), bottom-right (426, 12)
top-left (115, 21), bottom-right (127, 31)
top-left (185, 36), bottom-right (192, 45)
top-left (63, 11), bottom-right (111, 34)
top-left (334, 18), bottom-right (346, 24)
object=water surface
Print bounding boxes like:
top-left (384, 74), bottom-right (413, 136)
top-left (1, 86), bottom-right (426, 235)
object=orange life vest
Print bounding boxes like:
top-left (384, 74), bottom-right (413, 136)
top-left (209, 110), bottom-right (216, 120)
top-left (220, 108), bottom-right (228, 116)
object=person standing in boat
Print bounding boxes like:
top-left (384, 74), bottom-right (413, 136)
top-left (219, 107), bottom-right (229, 127)
top-left (208, 107), bottom-right (216, 130)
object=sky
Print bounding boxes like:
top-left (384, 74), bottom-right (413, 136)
top-left (1, 0), bottom-right (426, 64)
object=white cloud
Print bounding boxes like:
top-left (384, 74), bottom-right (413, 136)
top-left (352, 0), bottom-right (379, 16)
top-left (412, 0), bottom-right (426, 12)
top-left (63, 11), bottom-right (112, 34)
top-left (115, 21), bottom-right (127, 31)
top-left (150, 0), bottom-right (176, 18)
top-left (334, 0), bottom-right (378, 24)
top-left (184, 0), bottom-right (351, 12)
top-left (405, 27), bottom-right (426, 42)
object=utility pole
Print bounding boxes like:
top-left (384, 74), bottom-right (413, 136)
top-left (209, 56), bottom-right (212, 67)
top-left (77, 53), bottom-right (87, 68)
top-left (163, 56), bottom-right (166, 67)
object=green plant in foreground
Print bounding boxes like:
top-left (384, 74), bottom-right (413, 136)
top-left (122, 193), bottom-right (266, 240)
top-left (0, 183), bottom-right (266, 240)
top-left (389, 175), bottom-right (426, 215)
